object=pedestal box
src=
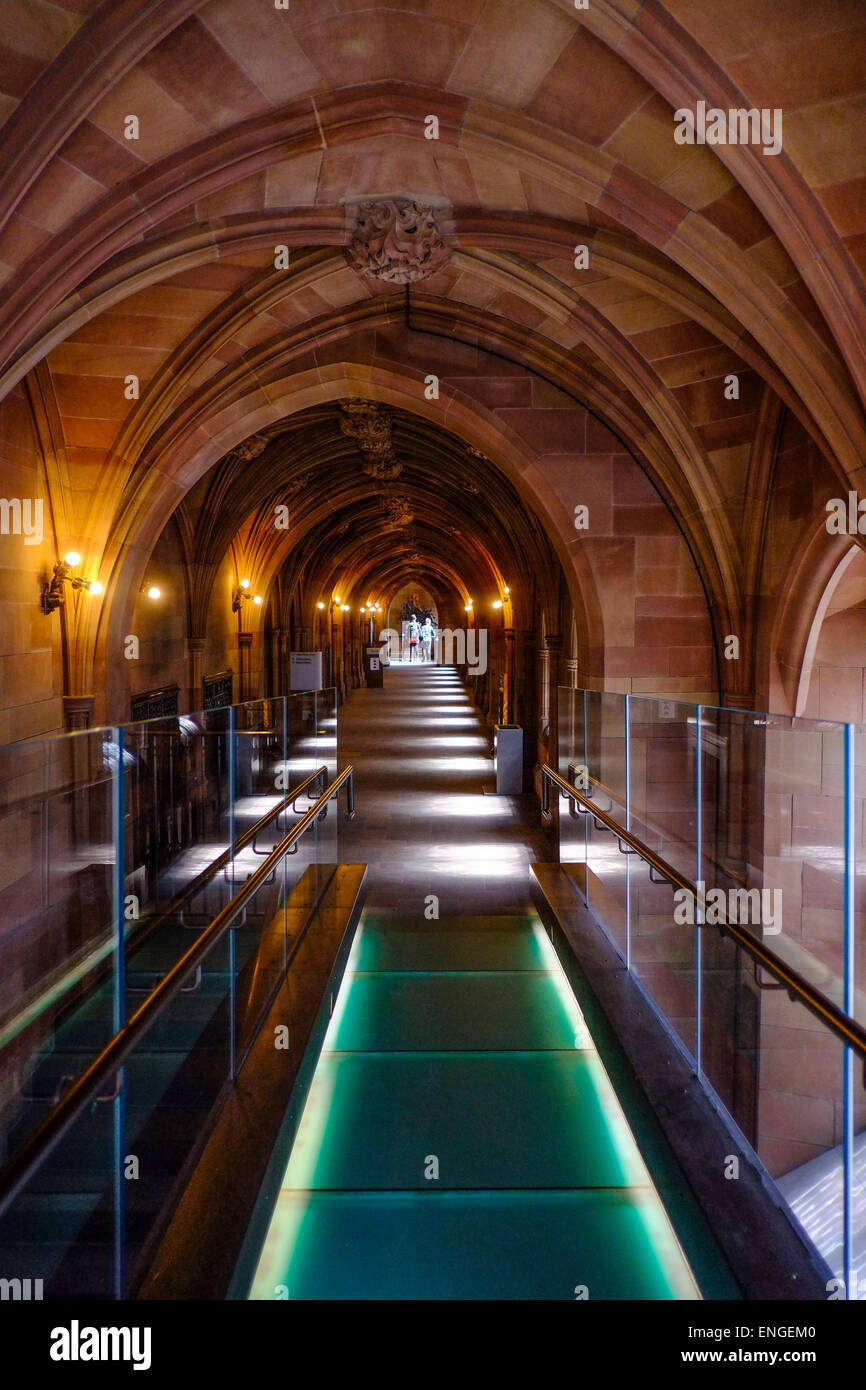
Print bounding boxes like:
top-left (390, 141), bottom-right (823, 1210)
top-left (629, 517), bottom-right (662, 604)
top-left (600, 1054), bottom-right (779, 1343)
top-left (289, 651), bottom-right (323, 691)
top-left (494, 724), bottom-right (523, 794)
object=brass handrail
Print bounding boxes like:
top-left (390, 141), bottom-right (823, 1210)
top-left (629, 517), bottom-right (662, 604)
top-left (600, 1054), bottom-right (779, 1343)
top-left (148, 764), bottom-right (329, 927)
top-left (541, 763), bottom-right (866, 1064)
top-left (0, 766), bottom-right (329, 1054)
top-left (0, 764), bottom-right (355, 1218)
top-left (566, 763), bottom-right (749, 890)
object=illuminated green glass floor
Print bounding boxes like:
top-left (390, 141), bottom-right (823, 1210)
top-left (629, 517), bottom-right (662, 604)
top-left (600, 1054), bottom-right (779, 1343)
top-left (248, 916), bottom-right (703, 1300)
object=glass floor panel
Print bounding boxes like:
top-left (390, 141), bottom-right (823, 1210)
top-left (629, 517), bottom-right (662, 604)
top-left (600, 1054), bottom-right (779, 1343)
top-left (353, 919), bottom-right (547, 972)
top-left (250, 1190), bottom-right (700, 1301)
top-left (281, 1051), bottom-right (650, 1190)
top-left (328, 972), bottom-right (578, 1052)
top-left (246, 916), bottom-right (705, 1300)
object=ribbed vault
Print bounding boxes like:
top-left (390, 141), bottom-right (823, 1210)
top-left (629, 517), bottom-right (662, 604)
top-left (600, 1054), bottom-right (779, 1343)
top-left (2, 0), bottom-right (865, 733)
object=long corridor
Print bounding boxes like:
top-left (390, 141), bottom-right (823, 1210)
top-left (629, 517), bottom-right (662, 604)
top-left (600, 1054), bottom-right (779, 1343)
top-left (245, 663), bottom-right (713, 1300)
top-left (336, 663), bottom-right (549, 917)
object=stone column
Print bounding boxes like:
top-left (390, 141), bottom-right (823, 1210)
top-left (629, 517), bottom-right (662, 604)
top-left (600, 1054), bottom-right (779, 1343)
top-left (544, 634), bottom-right (563, 773)
top-left (238, 632), bottom-right (252, 703)
top-left (269, 627), bottom-right (284, 696)
top-left (514, 630), bottom-right (537, 787)
top-left (538, 645), bottom-right (550, 747)
top-left (186, 637), bottom-right (206, 712)
top-left (504, 626), bottom-right (515, 725)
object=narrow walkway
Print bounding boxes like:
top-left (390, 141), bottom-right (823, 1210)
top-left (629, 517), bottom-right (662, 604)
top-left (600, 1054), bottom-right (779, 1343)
top-left (249, 912), bottom-right (701, 1300)
top-left (246, 664), bottom-right (706, 1299)
top-left (336, 662), bottom-right (549, 916)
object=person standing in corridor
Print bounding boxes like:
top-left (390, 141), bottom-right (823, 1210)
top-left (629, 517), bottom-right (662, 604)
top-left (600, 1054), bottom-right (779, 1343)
top-left (421, 617), bottom-right (434, 663)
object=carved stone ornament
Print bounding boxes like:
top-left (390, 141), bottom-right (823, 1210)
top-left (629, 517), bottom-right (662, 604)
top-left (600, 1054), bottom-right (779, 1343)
top-left (384, 495), bottom-right (413, 528)
top-left (346, 200), bottom-right (451, 284)
top-left (340, 398), bottom-right (403, 480)
top-left (230, 433), bottom-right (269, 462)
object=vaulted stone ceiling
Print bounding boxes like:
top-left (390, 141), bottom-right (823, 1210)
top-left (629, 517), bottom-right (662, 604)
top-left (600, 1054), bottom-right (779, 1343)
top-left (176, 400), bottom-right (560, 635)
top-left (3, 0), bottom-right (866, 724)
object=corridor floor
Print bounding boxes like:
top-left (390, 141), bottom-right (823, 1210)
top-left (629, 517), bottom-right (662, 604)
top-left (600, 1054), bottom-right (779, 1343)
top-left (337, 662), bottom-right (550, 918)
top-left (243, 662), bottom-right (720, 1300)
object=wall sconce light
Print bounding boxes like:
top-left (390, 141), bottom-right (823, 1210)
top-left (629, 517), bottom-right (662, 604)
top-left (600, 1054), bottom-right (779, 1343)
top-left (41, 553), bottom-right (103, 614)
top-left (340, 604), bottom-right (350, 612)
top-left (317, 601), bottom-right (325, 610)
top-left (145, 584), bottom-right (161, 600)
top-left (232, 579), bottom-right (262, 612)
top-left (504, 585), bottom-right (510, 595)
top-left (492, 599), bottom-right (503, 610)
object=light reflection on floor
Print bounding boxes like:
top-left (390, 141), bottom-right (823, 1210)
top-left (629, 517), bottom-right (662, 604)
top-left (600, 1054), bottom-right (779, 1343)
top-left (338, 664), bottom-right (548, 916)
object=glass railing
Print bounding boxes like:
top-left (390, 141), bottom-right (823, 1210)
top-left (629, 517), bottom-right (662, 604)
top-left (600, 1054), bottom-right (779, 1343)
top-left (556, 686), bottom-right (865, 1301)
top-left (0, 690), bottom-right (339, 1297)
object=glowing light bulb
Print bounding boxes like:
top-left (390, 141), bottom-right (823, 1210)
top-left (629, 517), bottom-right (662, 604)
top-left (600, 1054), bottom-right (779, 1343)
top-left (493, 599), bottom-right (503, 609)
top-left (64, 551), bottom-right (81, 568)
top-left (147, 586), bottom-right (160, 600)
top-left (317, 602), bottom-right (325, 609)
top-left (253, 594), bottom-right (262, 605)
top-left (240, 579), bottom-right (250, 589)
top-left (504, 586), bottom-right (510, 595)
top-left (89, 581), bottom-right (103, 596)
top-left (334, 595), bottom-right (342, 604)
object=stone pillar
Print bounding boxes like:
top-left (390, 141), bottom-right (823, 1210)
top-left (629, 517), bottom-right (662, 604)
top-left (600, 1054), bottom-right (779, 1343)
top-left (329, 619), bottom-right (338, 691)
top-left (504, 626), bottom-right (515, 725)
top-left (269, 627), bottom-right (284, 696)
top-left (238, 632), bottom-right (252, 702)
top-left (544, 634), bottom-right (563, 773)
top-left (186, 637), bottom-right (206, 712)
top-left (514, 629), bottom-right (536, 767)
top-left (565, 657), bottom-right (580, 690)
top-left (538, 644), bottom-right (550, 738)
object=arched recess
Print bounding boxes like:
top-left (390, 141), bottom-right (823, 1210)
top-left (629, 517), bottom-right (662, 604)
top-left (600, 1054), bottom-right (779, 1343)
top-left (795, 548), bottom-right (866, 722)
top-left (91, 366), bottom-right (611, 724)
top-left (769, 519), bottom-right (860, 718)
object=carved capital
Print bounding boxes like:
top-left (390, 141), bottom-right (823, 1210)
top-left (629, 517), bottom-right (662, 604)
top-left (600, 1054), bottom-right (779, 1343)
top-left (63, 695), bottom-right (94, 730)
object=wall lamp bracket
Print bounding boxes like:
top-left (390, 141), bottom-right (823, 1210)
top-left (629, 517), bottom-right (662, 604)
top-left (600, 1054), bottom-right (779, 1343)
top-left (41, 559), bottom-right (102, 615)
top-left (233, 584), bottom-right (262, 613)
